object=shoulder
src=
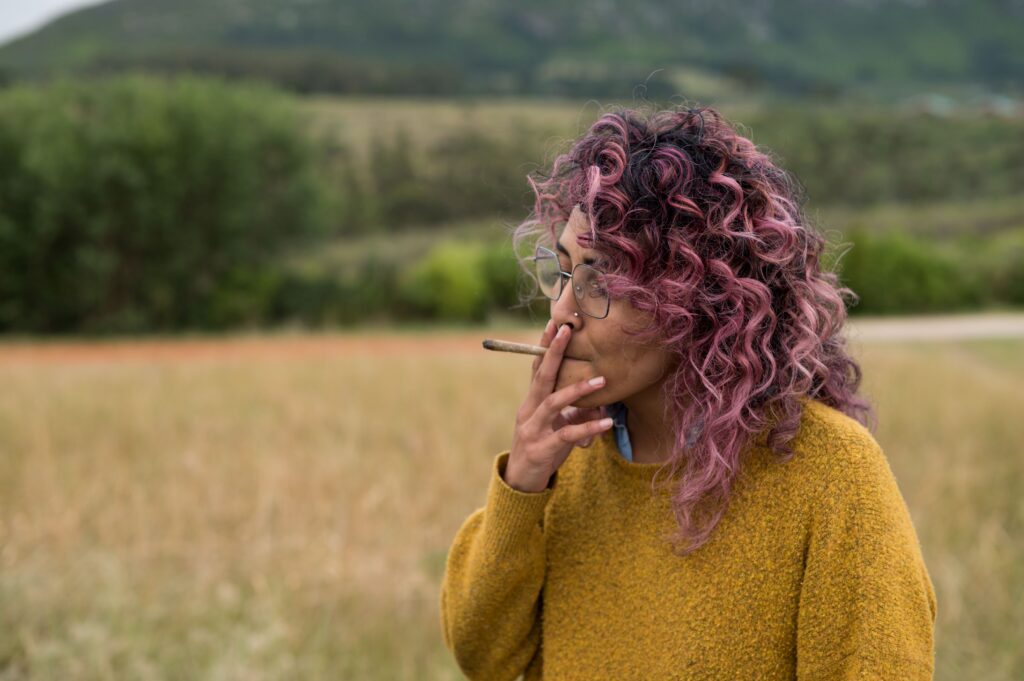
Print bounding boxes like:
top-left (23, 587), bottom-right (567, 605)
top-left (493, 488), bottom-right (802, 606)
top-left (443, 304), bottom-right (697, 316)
top-left (749, 398), bottom-right (893, 508)
top-left (796, 397), bottom-right (879, 457)
top-left (790, 398), bottom-right (886, 473)
top-left (791, 399), bottom-right (911, 524)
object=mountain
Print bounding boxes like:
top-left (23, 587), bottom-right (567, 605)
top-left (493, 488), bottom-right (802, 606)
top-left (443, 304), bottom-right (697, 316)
top-left (0, 0), bottom-right (1021, 97)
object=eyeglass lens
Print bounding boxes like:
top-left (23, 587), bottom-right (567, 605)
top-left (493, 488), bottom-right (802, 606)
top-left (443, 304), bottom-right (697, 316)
top-left (534, 246), bottom-right (609, 318)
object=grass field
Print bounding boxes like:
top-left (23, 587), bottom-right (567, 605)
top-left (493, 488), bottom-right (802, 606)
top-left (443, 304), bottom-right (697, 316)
top-left (0, 330), bottom-right (1021, 680)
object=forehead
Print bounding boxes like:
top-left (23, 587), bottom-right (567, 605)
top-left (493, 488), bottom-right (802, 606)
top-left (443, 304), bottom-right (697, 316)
top-left (558, 204), bottom-right (595, 247)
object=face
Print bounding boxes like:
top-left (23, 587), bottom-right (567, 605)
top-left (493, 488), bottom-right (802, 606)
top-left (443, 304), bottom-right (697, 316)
top-left (550, 204), bottom-right (678, 409)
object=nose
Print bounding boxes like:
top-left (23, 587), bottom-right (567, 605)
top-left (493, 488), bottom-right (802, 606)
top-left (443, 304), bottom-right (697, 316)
top-left (551, 279), bottom-right (583, 333)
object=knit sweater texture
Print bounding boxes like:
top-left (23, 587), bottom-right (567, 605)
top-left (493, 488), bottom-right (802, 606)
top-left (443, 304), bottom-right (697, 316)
top-left (439, 398), bottom-right (938, 680)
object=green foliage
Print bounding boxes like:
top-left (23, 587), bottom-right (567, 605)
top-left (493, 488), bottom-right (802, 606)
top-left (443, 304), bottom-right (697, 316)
top-left (87, 48), bottom-right (466, 96)
top-left (366, 128), bottom-right (448, 228)
top-left (205, 266), bottom-right (286, 330)
top-left (834, 227), bottom-right (986, 315)
top-left (0, 74), bottom-right (329, 333)
top-left (341, 123), bottom-right (547, 237)
top-left (278, 254), bottom-right (400, 326)
top-left (479, 241), bottom-right (531, 313)
top-left (995, 245), bottom-right (1024, 306)
top-left (1, 0), bottom-right (1021, 96)
top-left (745, 107), bottom-right (1024, 207)
top-left (961, 229), bottom-right (1024, 307)
top-left (328, 106), bottom-right (1024, 236)
top-left (1, 73), bottom-right (1022, 333)
top-left (271, 219), bottom-right (1024, 329)
top-left (265, 234), bottom-right (550, 328)
top-left (396, 243), bottom-right (491, 322)
top-left (426, 125), bottom-right (541, 223)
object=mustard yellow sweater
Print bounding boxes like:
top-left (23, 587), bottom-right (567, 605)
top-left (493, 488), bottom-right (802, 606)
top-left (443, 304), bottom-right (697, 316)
top-left (439, 398), bottom-right (937, 680)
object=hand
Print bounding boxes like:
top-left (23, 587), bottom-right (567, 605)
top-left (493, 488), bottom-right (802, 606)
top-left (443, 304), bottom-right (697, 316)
top-left (504, 320), bottom-right (613, 492)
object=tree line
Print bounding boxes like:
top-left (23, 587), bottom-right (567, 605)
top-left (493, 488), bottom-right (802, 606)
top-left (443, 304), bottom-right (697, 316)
top-left (1, 75), bottom-right (1021, 334)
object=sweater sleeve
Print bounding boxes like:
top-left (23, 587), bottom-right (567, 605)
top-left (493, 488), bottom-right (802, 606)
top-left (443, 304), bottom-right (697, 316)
top-left (796, 436), bottom-right (938, 680)
top-left (439, 450), bottom-right (556, 681)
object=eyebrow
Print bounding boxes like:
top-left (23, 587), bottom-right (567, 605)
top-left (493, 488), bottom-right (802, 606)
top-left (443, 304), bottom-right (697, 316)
top-left (555, 239), bottom-right (601, 266)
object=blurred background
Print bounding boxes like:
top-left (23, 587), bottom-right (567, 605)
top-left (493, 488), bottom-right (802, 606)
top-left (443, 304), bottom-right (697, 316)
top-left (0, 1), bottom-right (1021, 679)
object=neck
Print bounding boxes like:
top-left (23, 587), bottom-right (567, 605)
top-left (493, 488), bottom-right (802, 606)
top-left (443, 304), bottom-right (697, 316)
top-left (623, 382), bottom-right (679, 465)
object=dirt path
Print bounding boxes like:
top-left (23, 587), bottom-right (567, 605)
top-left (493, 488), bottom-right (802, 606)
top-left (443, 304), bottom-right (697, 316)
top-left (1, 311), bottom-right (1022, 365)
top-left (846, 311), bottom-right (1024, 342)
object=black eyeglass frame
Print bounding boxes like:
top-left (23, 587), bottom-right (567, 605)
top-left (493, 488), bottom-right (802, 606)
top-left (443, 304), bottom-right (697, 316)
top-left (527, 245), bottom-right (612, 320)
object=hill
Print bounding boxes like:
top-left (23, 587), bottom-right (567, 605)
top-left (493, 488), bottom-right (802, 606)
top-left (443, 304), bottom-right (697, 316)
top-left (0, 0), bottom-right (1021, 97)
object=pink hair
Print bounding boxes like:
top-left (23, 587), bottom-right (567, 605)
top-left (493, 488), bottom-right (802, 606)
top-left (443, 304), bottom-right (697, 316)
top-left (512, 104), bottom-right (876, 556)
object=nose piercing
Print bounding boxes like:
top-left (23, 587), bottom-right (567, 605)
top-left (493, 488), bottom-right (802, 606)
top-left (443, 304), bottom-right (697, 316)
top-left (573, 312), bottom-right (579, 317)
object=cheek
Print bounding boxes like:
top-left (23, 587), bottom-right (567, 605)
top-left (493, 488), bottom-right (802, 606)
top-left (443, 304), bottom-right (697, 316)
top-left (606, 352), bottom-right (671, 390)
top-left (636, 366), bottom-right (667, 389)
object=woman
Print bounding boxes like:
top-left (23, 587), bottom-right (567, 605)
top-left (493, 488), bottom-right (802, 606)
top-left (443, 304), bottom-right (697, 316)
top-left (439, 105), bottom-right (937, 680)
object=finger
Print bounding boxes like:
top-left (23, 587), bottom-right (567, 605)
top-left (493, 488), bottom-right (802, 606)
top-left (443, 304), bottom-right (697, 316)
top-left (551, 405), bottom-right (576, 433)
top-left (560, 406), bottom-right (603, 433)
top-left (566, 406), bottom-right (603, 425)
top-left (524, 322), bottom-right (573, 412)
top-left (554, 404), bottom-right (599, 433)
top-left (576, 405), bottom-right (608, 447)
top-left (536, 372), bottom-right (606, 425)
top-left (559, 405), bottom-right (580, 421)
top-left (532, 319), bottom-right (556, 375)
top-left (545, 413), bottom-right (615, 449)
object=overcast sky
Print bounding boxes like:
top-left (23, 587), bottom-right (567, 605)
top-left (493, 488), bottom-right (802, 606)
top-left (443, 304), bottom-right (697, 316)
top-left (0, 0), bottom-right (107, 46)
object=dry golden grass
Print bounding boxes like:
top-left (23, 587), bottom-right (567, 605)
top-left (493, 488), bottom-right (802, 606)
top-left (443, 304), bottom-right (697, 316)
top-left (0, 331), bottom-right (1021, 679)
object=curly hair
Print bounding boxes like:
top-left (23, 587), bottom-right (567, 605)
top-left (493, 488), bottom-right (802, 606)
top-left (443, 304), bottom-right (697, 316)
top-left (511, 103), bottom-right (876, 557)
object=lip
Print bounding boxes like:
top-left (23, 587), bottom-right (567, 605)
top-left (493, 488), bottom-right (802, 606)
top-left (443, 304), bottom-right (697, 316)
top-left (562, 348), bottom-right (590, 362)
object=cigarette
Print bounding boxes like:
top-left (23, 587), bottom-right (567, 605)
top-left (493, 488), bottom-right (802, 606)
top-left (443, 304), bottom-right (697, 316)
top-left (482, 338), bottom-right (586, 361)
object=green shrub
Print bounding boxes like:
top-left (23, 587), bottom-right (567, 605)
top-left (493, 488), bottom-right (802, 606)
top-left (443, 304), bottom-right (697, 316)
top-left (0, 74), bottom-right (329, 334)
top-left (267, 240), bottom-right (542, 328)
top-left (204, 266), bottom-right (286, 330)
top-left (396, 242), bottom-right (489, 322)
top-left (996, 248), bottom-right (1024, 306)
top-left (746, 107), bottom-right (1024, 207)
top-left (479, 241), bottom-right (532, 314)
top-left (834, 227), bottom-right (985, 315)
top-left (971, 230), bottom-right (1024, 306)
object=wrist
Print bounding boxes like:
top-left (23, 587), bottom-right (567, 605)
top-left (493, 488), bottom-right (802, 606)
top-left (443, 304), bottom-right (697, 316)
top-left (503, 458), bottom-right (552, 493)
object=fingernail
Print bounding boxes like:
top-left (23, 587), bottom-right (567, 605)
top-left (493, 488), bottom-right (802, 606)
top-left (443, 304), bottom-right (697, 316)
top-left (557, 325), bottom-right (567, 338)
top-left (545, 319), bottom-right (553, 334)
top-left (589, 376), bottom-right (605, 386)
top-left (599, 417), bottom-right (613, 428)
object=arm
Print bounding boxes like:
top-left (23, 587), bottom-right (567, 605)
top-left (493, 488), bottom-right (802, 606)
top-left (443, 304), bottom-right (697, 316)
top-left (796, 437), bottom-right (938, 680)
top-left (439, 450), bottom-right (556, 681)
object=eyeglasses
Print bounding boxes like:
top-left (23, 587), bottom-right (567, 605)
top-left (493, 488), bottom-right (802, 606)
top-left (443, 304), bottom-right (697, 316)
top-left (527, 245), bottom-right (611, 319)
